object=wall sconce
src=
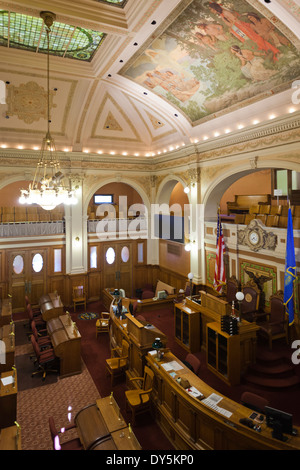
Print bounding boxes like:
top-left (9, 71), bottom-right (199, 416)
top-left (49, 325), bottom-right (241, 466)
top-left (184, 239), bottom-right (196, 252)
top-left (184, 186), bottom-right (190, 194)
top-left (188, 272), bottom-right (194, 298)
top-left (74, 236), bottom-right (81, 246)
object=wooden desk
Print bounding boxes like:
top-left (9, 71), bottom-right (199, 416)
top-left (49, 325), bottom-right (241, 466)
top-left (75, 397), bottom-right (141, 450)
top-left (146, 351), bottom-right (300, 450)
top-left (183, 295), bottom-right (259, 377)
top-left (40, 293), bottom-right (64, 321)
top-left (109, 307), bottom-right (167, 379)
top-left (0, 323), bottom-right (15, 373)
top-left (0, 425), bottom-right (21, 450)
top-left (0, 370), bottom-right (17, 429)
top-left (102, 288), bottom-right (176, 314)
top-left (0, 299), bottom-right (12, 327)
top-left (47, 314), bottom-right (81, 378)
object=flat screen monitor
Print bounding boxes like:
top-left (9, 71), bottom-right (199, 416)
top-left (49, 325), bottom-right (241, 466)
top-left (265, 406), bottom-right (294, 441)
top-left (94, 194), bottom-right (113, 205)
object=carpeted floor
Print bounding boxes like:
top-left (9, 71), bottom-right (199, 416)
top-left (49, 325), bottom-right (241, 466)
top-left (13, 300), bottom-right (300, 451)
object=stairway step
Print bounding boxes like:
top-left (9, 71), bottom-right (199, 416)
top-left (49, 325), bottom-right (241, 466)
top-left (245, 374), bottom-right (300, 390)
top-left (249, 362), bottom-right (295, 377)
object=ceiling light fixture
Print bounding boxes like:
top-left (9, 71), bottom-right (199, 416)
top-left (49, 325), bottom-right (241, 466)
top-left (19, 11), bottom-right (77, 211)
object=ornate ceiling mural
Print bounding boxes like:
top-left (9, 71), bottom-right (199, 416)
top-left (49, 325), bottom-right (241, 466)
top-left (122, 0), bottom-right (300, 124)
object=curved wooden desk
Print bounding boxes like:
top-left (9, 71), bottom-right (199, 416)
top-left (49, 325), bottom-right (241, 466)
top-left (47, 315), bottom-right (81, 378)
top-left (109, 305), bottom-right (167, 380)
top-left (146, 351), bottom-right (300, 450)
top-left (39, 293), bottom-right (64, 321)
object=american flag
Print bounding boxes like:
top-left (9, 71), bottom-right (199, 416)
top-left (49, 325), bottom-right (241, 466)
top-left (213, 212), bottom-right (226, 293)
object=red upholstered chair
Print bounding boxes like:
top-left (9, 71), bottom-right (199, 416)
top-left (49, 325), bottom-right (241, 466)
top-left (48, 416), bottom-right (83, 450)
top-left (184, 353), bottom-right (201, 375)
top-left (141, 290), bottom-right (154, 300)
top-left (241, 392), bottom-right (269, 414)
top-left (31, 321), bottom-right (52, 350)
top-left (30, 335), bottom-right (58, 381)
top-left (258, 290), bottom-right (288, 350)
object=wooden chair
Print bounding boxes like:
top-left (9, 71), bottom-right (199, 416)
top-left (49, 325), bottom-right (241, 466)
top-left (234, 214), bottom-right (245, 224)
top-left (293, 217), bottom-right (300, 229)
top-left (249, 205), bottom-right (260, 214)
top-left (259, 205), bottom-right (270, 215)
top-left (256, 214), bottom-right (267, 225)
top-left (266, 215), bottom-right (279, 227)
top-left (278, 216), bottom-right (288, 228)
top-left (125, 365), bottom-right (154, 425)
top-left (270, 205), bottom-right (282, 216)
top-left (72, 286), bottom-right (86, 312)
top-left (241, 280), bottom-right (260, 322)
top-left (244, 213), bottom-right (255, 225)
top-left (96, 312), bottom-right (110, 337)
top-left (258, 290), bottom-right (288, 350)
top-left (106, 339), bottom-right (129, 386)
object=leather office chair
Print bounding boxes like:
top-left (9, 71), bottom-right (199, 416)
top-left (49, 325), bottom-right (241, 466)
top-left (96, 312), bottom-right (110, 337)
top-left (30, 335), bottom-right (58, 381)
top-left (125, 365), bottom-right (154, 425)
top-left (31, 321), bottom-right (52, 351)
top-left (106, 339), bottom-right (130, 387)
top-left (184, 353), bottom-right (201, 375)
top-left (241, 392), bottom-right (269, 414)
top-left (241, 280), bottom-right (260, 322)
top-left (226, 276), bottom-right (239, 303)
top-left (141, 290), bottom-right (155, 299)
top-left (72, 285), bottom-right (86, 312)
top-left (258, 290), bottom-right (288, 350)
top-left (48, 416), bottom-right (83, 450)
top-left (26, 304), bottom-right (46, 331)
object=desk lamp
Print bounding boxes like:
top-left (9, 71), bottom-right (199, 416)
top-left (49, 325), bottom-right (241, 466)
top-left (235, 291), bottom-right (244, 322)
top-left (152, 337), bottom-right (163, 360)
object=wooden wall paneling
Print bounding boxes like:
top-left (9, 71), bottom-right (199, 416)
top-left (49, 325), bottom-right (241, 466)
top-left (88, 271), bottom-right (101, 301)
top-left (49, 275), bottom-right (66, 305)
top-left (239, 259), bottom-right (277, 309)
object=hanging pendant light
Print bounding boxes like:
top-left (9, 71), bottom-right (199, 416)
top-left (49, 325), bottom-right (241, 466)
top-left (19, 11), bottom-right (77, 211)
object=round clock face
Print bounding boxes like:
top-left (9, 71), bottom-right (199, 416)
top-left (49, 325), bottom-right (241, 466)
top-left (249, 230), bottom-right (259, 245)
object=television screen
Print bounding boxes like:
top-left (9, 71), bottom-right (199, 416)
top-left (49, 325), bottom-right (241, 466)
top-left (94, 194), bottom-right (113, 204)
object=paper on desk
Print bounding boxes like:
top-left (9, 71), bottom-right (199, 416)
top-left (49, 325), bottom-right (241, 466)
top-left (1, 375), bottom-right (14, 386)
top-left (161, 360), bottom-right (183, 371)
top-left (187, 386), bottom-right (203, 398)
top-left (148, 350), bottom-right (157, 356)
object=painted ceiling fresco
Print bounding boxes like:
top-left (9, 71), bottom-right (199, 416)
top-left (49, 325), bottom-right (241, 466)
top-left (123, 0), bottom-right (300, 123)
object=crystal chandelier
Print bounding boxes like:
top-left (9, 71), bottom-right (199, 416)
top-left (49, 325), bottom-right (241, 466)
top-left (19, 11), bottom-right (77, 211)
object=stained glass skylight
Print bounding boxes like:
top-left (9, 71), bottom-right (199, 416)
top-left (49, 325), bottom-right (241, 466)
top-left (0, 10), bottom-right (106, 61)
